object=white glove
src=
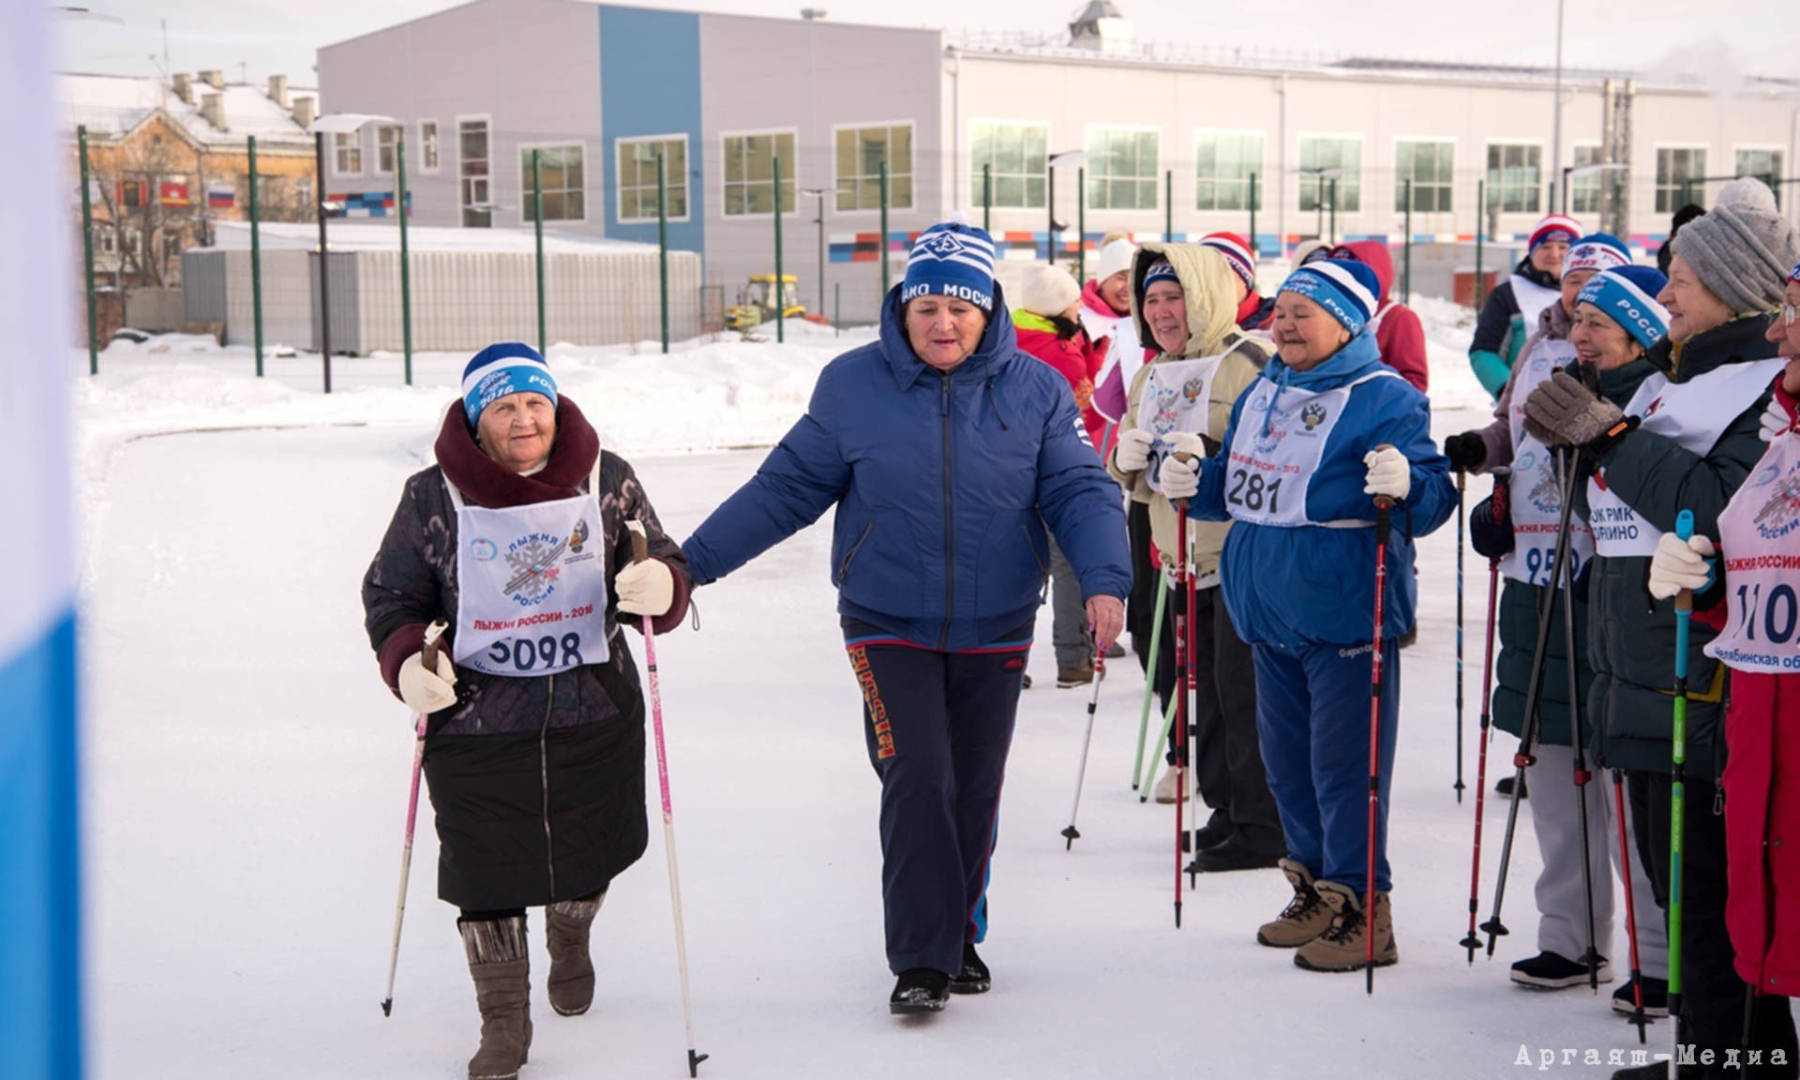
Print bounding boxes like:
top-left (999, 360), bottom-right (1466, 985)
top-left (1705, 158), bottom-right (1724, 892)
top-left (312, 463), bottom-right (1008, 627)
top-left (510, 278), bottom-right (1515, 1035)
top-left (1362, 445), bottom-right (1411, 502)
top-left (616, 557), bottom-right (675, 616)
top-left (1158, 454), bottom-right (1201, 500)
top-left (1647, 532), bottom-right (1716, 600)
top-left (1762, 395), bottom-right (1796, 443)
top-left (398, 650), bottom-right (458, 715)
top-left (1163, 430), bottom-right (1207, 458)
top-left (1114, 427), bottom-right (1154, 472)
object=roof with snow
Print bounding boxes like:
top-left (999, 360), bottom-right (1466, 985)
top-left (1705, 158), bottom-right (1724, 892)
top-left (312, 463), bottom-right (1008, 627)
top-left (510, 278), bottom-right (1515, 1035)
top-left (204, 220), bottom-right (663, 255)
top-left (58, 72), bottom-right (318, 150)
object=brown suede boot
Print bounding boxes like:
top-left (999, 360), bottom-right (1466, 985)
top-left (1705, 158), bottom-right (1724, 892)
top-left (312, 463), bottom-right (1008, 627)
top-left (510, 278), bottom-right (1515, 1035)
top-left (1293, 881), bottom-right (1397, 972)
top-left (1255, 858), bottom-right (1333, 948)
top-left (546, 892), bottom-right (605, 1017)
top-left (460, 915), bottom-right (533, 1080)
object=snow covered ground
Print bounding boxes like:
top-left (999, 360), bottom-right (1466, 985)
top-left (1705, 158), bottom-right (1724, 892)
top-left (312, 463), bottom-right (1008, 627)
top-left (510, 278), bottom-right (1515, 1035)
top-left (78, 308), bottom-right (1664, 1078)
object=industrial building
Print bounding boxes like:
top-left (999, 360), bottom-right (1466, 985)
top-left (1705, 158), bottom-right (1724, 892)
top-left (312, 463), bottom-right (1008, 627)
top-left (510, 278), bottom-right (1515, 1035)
top-left (319, 0), bottom-right (1800, 322)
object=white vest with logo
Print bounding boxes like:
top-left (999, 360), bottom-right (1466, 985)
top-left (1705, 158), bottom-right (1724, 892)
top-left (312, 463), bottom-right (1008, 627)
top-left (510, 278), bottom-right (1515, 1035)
top-left (1703, 429), bottom-right (1800, 673)
top-left (1140, 354), bottom-right (1226, 496)
top-left (1587, 358), bottom-right (1786, 558)
top-left (1223, 369), bottom-right (1403, 528)
top-left (1509, 273), bottom-right (1561, 341)
top-left (447, 460), bottom-right (612, 677)
top-left (1501, 340), bottom-right (1595, 585)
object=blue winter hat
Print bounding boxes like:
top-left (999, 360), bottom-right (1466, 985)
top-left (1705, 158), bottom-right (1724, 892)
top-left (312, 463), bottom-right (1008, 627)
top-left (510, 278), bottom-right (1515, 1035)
top-left (901, 222), bottom-right (997, 312)
top-left (1141, 258), bottom-right (1180, 292)
top-left (1277, 258), bottom-right (1381, 335)
top-left (462, 342), bottom-right (558, 428)
top-left (1577, 266), bottom-right (1671, 351)
top-left (1565, 233), bottom-right (1632, 275)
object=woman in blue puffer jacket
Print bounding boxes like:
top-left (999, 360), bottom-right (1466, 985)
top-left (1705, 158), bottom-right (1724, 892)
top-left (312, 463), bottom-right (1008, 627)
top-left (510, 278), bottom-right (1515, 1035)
top-left (681, 221), bottom-right (1132, 1015)
top-left (1159, 258), bottom-right (1456, 975)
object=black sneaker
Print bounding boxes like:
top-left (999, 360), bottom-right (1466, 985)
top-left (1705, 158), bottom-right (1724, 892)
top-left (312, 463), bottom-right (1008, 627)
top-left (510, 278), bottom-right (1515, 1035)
top-left (1510, 950), bottom-right (1612, 989)
top-left (1495, 775), bottom-right (1528, 799)
top-left (1189, 836), bottom-right (1284, 873)
top-left (1611, 975), bottom-right (1670, 1017)
top-left (889, 968), bottom-right (950, 1014)
top-left (1188, 810), bottom-right (1230, 852)
top-left (1020, 673), bottom-right (1032, 690)
top-left (947, 944), bottom-right (990, 995)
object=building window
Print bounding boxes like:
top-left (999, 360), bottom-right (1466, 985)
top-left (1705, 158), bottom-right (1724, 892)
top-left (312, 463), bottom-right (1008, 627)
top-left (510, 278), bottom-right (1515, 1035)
top-left (1485, 143), bottom-right (1542, 213)
top-left (295, 177), bottom-right (312, 216)
top-left (334, 131), bottom-right (362, 176)
top-left (519, 144), bottom-right (585, 223)
top-left (1396, 139), bottom-right (1454, 213)
top-left (1569, 144), bottom-right (1603, 214)
top-left (1085, 127), bottom-right (1158, 210)
top-left (969, 121), bottom-right (1047, 209)
top-left (419, 120), bottom-right (440, 172)
top-left (376, 125), bottom-right (401, 174)
top-left (1195, 131), bottom-right (1264, 211)
top-left (1737, 148), bottom-right (1784, 202)
top-left (1656, 147), bottom-right (1706, 212)
top-left (122, 227), bottom-right (141, 261)
top-left (96, 226), bottom-right (116, 254)
top-left (459, 118), bottom-right (490, 227)
top-left (835, 123), bottom-right (913, 212)
top-left (1298, 137), bottom-right (1361, 213)
top-left (616, 136), bottom-right (688, 222)
top-left (120, 177), bottom-right (146, 209)
top-left (723, 131), bottom-right (797, 215)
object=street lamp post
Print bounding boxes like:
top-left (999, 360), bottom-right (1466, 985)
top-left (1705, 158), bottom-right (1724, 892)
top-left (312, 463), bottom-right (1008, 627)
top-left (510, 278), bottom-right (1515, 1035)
top-left (1046, 149), bottom-right (1088, 265)
top-left (309, 112), bottom-right (401, 393)
top-left (802, 188), bottom-right (826, 322)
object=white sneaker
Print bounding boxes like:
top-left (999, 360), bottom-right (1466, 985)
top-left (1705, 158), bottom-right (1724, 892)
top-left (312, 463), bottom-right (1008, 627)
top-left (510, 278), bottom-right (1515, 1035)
top-left (1152, 766), bottom-right (1188, 804)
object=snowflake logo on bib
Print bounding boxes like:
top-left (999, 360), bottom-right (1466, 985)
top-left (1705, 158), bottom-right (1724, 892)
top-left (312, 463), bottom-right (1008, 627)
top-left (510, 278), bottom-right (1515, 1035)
top-left (1301, 402), bottom-right (1327, 430)
top-left (1528, 462), bottom-right (1561, 515)
top-left (1754, 473), bottom-right (1800, 541)
top-left (502, 532), bottom-right (568, 606)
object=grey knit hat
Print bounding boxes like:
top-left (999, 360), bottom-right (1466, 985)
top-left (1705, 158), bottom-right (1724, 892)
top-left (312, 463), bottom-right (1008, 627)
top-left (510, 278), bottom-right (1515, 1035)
top-left (1670, 177), bottom-right (1800, 314)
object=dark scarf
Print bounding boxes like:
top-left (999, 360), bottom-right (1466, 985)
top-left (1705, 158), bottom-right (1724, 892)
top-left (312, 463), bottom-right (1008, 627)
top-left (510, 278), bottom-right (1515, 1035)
top-left (434, 397), bottom-right (602, 508)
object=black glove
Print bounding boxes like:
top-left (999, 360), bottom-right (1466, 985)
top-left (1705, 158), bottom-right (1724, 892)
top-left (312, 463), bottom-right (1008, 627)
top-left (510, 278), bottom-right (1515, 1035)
top-left (1469, 494), bottom-right (1514, 559)
top-left (1443, 432), bottom-right (1487, 472)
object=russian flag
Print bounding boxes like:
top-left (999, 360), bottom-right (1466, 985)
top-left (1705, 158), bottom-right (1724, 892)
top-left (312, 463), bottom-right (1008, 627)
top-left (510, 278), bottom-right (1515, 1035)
top-left (1, 4), bottom-right (85, 1077)
top-left (207, 181), bottom-right (235, 209)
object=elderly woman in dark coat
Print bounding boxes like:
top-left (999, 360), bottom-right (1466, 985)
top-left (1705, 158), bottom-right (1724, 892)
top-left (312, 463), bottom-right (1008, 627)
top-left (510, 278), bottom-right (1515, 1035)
top-left (362, 342), bottom-right (691, 1080)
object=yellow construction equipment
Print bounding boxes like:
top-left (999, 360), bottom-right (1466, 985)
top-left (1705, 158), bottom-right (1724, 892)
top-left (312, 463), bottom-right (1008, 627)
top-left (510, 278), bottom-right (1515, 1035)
top-left (725, 274), bottom-right (805, 331)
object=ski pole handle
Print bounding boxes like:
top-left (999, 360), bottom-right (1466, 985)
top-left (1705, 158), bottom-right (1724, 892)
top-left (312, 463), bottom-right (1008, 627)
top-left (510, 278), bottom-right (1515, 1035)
top-left (628, 519), bottom-right (650, 565)
top-left (420, 619), bottom-right (448, 672)
top-left (1673, 510), bottom-right (1695, 615)
top-left (1372, 495), bottom-right (1394, 545)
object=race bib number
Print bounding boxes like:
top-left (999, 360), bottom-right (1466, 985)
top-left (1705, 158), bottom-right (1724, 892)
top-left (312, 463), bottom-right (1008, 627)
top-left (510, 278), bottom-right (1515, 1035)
top-left (1140, 354), bottom-right (1225, 495)
top-left (451, 487), bottom-right (612, 677)
top-left (1706, 432), bottom-right (1800, 672)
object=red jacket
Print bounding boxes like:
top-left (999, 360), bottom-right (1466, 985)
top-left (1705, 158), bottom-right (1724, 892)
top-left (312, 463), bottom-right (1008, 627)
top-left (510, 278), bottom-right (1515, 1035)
top-left (1332, 241), bottom-right (1429, 393)
top-left (1013, 309), bottom-right (1108, 455)
top-left (1712, 379), bottom-right (1800, 992)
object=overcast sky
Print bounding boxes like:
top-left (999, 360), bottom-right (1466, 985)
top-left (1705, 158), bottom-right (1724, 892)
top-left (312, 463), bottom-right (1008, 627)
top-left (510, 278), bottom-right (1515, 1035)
top-left (54, 0), bottom-right (1800, 88)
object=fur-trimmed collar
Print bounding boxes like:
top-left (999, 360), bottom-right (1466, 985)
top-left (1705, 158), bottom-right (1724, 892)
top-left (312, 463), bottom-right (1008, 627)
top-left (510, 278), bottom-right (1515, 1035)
top-left (433, 397), bottom-right (601, 508)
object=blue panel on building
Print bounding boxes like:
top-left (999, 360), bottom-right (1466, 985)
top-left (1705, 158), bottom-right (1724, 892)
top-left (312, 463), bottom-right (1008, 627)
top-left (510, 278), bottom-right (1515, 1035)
top-left (599, 6), bottom-right (704, 257)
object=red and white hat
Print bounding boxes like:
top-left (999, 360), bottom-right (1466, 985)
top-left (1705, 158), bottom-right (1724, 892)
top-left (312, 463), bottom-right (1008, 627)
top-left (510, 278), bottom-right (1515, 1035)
top-left (1528, 214), bottom-right (1582, 252)
top-left (1198, 232), bottom-right (1257, 293)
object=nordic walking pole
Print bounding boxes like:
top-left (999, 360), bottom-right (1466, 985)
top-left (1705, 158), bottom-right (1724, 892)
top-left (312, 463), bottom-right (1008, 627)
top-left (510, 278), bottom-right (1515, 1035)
top-left (1559, 482), bottom-right (1603, 993)
top-left (1366, 494), bottom-right (1395, 995)
top-left (1455, 467), bottom-right (1467, 803)
top-left (1140, 692), bottom-right (1178, 797)
top-left (1184, 517), bottom-right (1202, 890)
top-left (1668, 508), bottom-right (1696, 1080)
top-left (1130, 570), bottom-right (1170, 790)
top-left (1172, 504), bottom-right (1189, 929)
top-left (1614, 768), bottom-right (1649, 1042)
top-left (1460, 469), bottom-right (1508, 964)
top-left (629, 522), bottom-right (709, 1079)
top-left (1482, 448), bottom-right (1584, 956)
top-left (1062, 631), bottom-right (1105, 850)
top-left (381, 618), bottom-right (448, 1017)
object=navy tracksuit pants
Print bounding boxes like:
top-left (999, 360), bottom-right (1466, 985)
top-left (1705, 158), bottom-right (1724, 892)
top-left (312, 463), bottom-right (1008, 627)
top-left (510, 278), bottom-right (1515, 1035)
top-left (1253, 638), bottom-right (1400, 895)
top-left (844, 619), bottom-right (1030, 976)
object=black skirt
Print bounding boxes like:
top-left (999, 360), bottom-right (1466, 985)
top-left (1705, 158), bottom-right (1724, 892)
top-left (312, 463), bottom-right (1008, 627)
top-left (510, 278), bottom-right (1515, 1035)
top-left (422, 665), bottom-right (649, 911)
